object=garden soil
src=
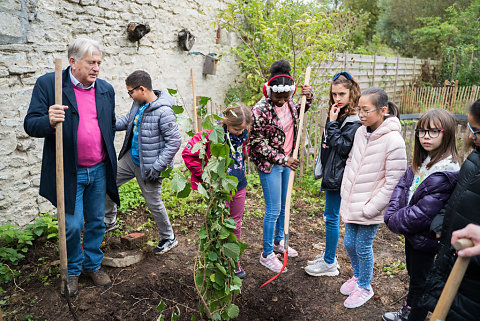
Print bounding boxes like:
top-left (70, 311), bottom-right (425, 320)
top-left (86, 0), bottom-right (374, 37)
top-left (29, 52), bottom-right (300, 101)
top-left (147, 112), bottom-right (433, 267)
top-left (3, 189), bottom-right (411, 321)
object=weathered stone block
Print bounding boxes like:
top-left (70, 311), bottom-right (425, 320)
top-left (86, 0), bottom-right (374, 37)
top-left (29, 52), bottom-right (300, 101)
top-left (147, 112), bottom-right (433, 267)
top-left (0, 12), bottom-right (24, 38)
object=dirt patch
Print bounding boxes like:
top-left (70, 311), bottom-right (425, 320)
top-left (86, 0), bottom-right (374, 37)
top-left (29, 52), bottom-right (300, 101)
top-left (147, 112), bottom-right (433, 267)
top-left (2, 191), bottom-right (409, 320)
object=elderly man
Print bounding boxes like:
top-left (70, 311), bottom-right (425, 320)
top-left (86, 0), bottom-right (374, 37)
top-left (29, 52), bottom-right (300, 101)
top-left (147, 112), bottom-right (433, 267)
top-left (24, 37), bottom-right (119, 297)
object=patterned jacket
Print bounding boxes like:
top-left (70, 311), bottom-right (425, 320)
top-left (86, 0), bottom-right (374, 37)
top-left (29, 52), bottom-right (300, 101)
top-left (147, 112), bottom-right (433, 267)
top-left (248, 96), bottom-right (311, 173)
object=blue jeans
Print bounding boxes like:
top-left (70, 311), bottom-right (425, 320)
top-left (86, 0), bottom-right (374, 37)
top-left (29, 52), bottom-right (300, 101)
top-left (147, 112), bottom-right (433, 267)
top-left (324, 190), bottom-right (341, 264)
top-left (65, 162), bottom-right (106, 276)
top-left (344, 223), bottom-right (379, 291)
top-left (258, 165), bottom-right (290, 256)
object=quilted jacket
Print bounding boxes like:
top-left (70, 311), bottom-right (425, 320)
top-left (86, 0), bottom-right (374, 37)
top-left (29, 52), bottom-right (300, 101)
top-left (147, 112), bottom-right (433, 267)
top-left (248, 96), bottom-right (311, 173)
top-left (117, 90), bottom-right (182, 181)
top-left (384, 167), bottom-right (459, 253)
top-left (340, 117), bottom-right (407, 225)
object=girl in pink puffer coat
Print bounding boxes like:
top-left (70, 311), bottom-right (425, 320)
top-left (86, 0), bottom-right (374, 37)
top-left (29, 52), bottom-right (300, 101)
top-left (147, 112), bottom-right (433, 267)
top-left (339, 87), bottom-right (407, 309)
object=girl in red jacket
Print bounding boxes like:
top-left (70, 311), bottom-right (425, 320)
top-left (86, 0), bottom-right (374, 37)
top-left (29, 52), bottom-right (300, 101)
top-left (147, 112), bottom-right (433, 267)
top-left (182, 103), bottom-right (252, 278)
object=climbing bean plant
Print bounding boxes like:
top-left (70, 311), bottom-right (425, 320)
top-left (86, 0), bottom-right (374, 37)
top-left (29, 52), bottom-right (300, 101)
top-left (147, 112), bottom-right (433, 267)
top-left (169, 92), bottom-right (247, 320)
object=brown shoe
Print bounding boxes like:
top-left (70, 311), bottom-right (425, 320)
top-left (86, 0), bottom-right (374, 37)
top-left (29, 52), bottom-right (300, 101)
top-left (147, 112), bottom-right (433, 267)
top-left (84, 269), bottom-right (112, 287)
top-left (61, 276), bottom-right (79, 297)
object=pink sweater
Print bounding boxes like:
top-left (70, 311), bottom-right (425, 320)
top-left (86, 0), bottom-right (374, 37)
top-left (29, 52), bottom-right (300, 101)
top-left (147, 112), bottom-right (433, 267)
top-left (73, 86), bottom-right (105, 166)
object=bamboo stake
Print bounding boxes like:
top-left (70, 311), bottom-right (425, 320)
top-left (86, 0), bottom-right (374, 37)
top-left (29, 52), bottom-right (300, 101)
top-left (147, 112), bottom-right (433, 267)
top-left (191, 69), bottom-right (199, 132)
top-left (451, 80), bottom-right (459, 112)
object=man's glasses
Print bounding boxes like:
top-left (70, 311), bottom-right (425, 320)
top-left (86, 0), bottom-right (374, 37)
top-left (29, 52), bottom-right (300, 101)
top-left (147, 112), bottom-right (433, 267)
top-left (468, 122), bottom-right (480, 140)
top-left (333, 72), bottom-right (353, 81)
top-left (415, 128), bottom-right (444, 138)
top-left (355, 107), bottom-right (382, 115)
top-left (127, 86), bottom-right (140, 96)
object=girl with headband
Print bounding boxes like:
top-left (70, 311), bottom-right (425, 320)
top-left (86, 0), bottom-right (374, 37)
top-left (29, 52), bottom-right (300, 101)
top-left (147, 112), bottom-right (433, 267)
top-left (248, 59), bottom-right (313, 273)
top-left (305, 72), bottom-right (362, 277)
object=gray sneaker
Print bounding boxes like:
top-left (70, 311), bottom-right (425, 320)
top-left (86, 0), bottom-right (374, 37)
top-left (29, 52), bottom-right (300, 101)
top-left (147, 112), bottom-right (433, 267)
top-left (305, 259), bottom-right (339, 277)
top-left (307, 252), bottom-right (340, 269)
top-left (153, 236), bottom-right (178, 254)
top-left (105, 221), bottom-right (119, 233)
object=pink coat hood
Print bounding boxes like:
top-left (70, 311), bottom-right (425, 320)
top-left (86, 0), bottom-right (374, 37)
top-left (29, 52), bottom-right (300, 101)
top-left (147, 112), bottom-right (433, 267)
top-left (340, 117), bottom-right (407, 225)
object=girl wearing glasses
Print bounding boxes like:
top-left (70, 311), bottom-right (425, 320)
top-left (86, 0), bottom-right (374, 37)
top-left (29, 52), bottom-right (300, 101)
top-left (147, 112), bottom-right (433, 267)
top-left (382, 109), bottom-right (460, 321)
top-left (305, 72), bottom-right (361, 277)
top-left (339, 87), bottom-right (407, 308)
top-left (407, 99), bottom-right (480, 321)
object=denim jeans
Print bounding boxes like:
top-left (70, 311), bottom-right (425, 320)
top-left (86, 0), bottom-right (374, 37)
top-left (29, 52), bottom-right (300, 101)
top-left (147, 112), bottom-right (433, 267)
top-left (344, 223), bottom-right (379, 291)
top-left (65, 162), bottom-right (106, 276)
top-left (324, 190), bottom-right (341, 264)
top-left (258, 165), bottom-right (291, 256)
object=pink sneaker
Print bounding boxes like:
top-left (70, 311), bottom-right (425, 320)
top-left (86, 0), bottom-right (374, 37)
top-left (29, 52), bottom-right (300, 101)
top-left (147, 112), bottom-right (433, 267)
top-left (260, 253), bottom-right (287, 273)
top-left (340, 276), bottom-right (358, 295)
top-left (344, 285), bottom-right (374, 308)
top-left (273, 240), bottom-right (298, 257)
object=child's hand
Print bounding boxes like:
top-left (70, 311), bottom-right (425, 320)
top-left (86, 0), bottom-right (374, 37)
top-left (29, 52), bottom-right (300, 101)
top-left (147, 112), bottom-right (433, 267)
top-left (330, 104), bottom-right (340, 121)
top-left (300, 84), bottom-right (312, 99)
top-left (286, 157), bottom-right (299, 170)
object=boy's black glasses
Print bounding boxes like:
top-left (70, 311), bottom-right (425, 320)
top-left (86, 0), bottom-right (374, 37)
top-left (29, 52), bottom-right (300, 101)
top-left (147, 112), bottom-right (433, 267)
top-left (468, 122), bottom-right (480, 140)
top-left (333, 72), bottom-right (353, 81)
top-left (127, 86), bottom-right (140, 96)
top-left (415, 128), bottom-right (444, 138)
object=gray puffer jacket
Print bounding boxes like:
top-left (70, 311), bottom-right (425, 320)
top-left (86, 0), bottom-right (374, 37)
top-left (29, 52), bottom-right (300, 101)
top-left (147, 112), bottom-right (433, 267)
top-left (117, 90), bottom-right (182, 181)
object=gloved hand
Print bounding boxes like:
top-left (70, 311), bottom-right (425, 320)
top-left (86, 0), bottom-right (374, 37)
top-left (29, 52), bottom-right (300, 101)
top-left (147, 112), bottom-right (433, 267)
top-left (146, 168), bottom-right (160, 181)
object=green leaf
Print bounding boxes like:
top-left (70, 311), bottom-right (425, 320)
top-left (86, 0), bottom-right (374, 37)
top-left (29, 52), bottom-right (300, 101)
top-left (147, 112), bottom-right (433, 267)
top-left (227, 304), bottom-right (240, 319)
top-left (208, 125), bottom-right (225, 144)
top-left (210, 143), bottom-right (227, 158)
top-left (172, 105), bottom-right (184, 114)
top-left (167, 88), bottom-right (178, 95)
top-left (201, 115), bottom-right (216, 131)
top-left (197, 183), bottom-right (209, 198)
top-left (175, 182), bottom-right (191, 198)
top-left (198, 96), bottom-right (212, 107)
top-left (212, 312), bottom-right (221, 321)
top-left (198, 227), bottom-right (207, 240)
top-left (222, 243), bottom-right (240, 259)
top-left (218, 226), bottom-right (230, 239)
top-left (215, 263), bottom-right (227, 275)
top-left (170, 172), bottom-right (187, 194)
top-left (223, 218), bottom-right (237, 230)
top-left (157, 300), bottom-right (166, 313)
top-left (176, 114), bottom-right (194, 136)
top-left (208, 251), bottom-right (218, 261)
top-left (160, 166), bottom-right (173, 178)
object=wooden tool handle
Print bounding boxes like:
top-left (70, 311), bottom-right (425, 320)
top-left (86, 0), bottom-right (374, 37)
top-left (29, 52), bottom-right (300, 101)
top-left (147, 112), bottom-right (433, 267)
top-left (283, 66), bottom-right (311, 242)
top-left (54, 59), bottom-right (68, 286)
top-left (453, 238), bottom-right (474, 251)
top-left (431, 238), bottom-right (474, 321)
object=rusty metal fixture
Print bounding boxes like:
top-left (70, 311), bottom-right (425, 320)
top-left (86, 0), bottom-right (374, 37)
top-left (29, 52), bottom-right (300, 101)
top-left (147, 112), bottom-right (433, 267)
top-left (127, 22), bottom-right (151, 42)
top-left (178, 29), bottom-right (195, 51)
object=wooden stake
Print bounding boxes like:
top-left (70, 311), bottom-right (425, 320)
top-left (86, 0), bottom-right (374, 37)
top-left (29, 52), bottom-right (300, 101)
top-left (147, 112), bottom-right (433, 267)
top-left (431, 238), bottom-right (474, 321)
top-left (191, 69), bottom-right (199, 132)
top-left (55, 58), bottom-right (68, 295)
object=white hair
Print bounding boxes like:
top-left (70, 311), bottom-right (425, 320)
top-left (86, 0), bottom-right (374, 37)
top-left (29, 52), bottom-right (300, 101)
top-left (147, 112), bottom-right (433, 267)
top-left (67, 38), bottom-right (103, 61)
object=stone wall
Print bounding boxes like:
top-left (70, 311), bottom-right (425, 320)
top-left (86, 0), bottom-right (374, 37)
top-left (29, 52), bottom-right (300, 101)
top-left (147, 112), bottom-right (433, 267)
top-left (0, 0), bottom-right (240, 226)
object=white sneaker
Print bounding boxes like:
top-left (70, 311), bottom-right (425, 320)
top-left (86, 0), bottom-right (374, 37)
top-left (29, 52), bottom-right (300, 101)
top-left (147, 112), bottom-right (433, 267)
top-left (307, 252), bottom-right (340, 269)
top-left (305, 259), bottom-right (339, 277)
top-left (260, 253), bottom-right (287, 273)
top-left (273, 240), bottom-right (298, 257)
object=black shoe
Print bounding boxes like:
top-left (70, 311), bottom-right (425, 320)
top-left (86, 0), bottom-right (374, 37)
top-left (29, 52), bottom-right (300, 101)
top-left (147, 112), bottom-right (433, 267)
top-left (234, 263), bottom-right (246, 279)
top-left (61, 276), bottom-right (79, 297)
top-left (382, 301), bottom-right (411, 321)
top-left (153, 236), bottom-right (178, 254)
